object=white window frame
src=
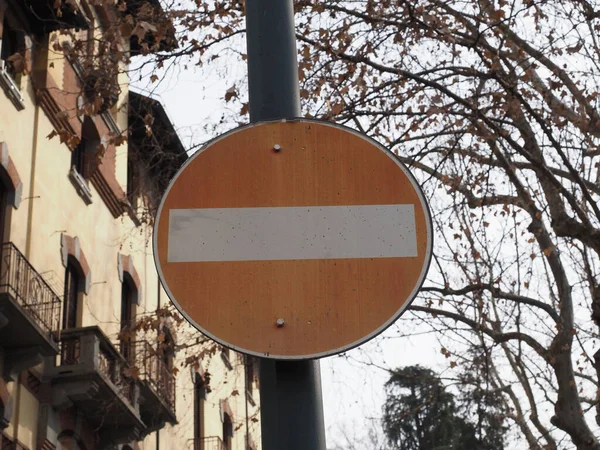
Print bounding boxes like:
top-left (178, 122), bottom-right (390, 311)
top-left (0, 13), bottom-right (26, 110)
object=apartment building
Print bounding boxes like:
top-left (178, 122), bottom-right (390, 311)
top-left (0, 1), bottom-right (260, 449)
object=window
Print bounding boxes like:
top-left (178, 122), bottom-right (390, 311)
top-left (246, 357), bottom-right (254, 393)
top-left (0, 178), bottom-right (8, 243)
top-left (158, 326), bottom-right (174, 367)
top-left (71, 139), bottom-right (87, 176)
top-left (0, 11), bottom-right (26, 110)
top-left (245, 355), bottom-right (256, 406)
top-left (63, 260), bottom-right (81, 329)
top-left (194, 374), bottom-right (205, 449)
top-left (76, 2), bottom-right (95, 64)
top-left (222, 413), bottom-right (233, 450)
top-left (68, 118), bottom-right (98, 204)
top-left (120, 274), bottom-right (135, 360)
top-left (71, 116), bottom-right (99, 179)
top-left (57, 429), bottom-right (87, 450)
top-left (126, 157), bottom-right (140, 209)
top-left (0, 14), bottom-right (25, 83)
top-left (221, 347), bottom-right (233, 370)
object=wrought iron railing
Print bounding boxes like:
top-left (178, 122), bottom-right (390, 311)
top-left (0, 242), bottom-right (61, 337)
top-left (60, 327), bottom-right (136, 405)
top-left (0, 429), bottom-right (28, 450)
top-left (190, 436), bottom-right (227, 450)
top-left (60, 333), bottom-right (81, 365)
top-left (134, 340), bottom-right (176, 414)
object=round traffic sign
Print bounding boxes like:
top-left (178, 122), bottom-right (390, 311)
top-left (154, 119), bottom-right (432, 359)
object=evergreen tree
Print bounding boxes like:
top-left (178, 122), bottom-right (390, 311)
top-left (383, 366), bottom-right (504, 450)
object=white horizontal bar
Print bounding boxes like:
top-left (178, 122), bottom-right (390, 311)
top-left (168, 205), bottom-right (417, 262)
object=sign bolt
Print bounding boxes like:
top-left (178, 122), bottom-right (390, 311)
top-left (273, 144), bottom-right (282, 152)
top-left (276, 318), bottom-right (285, 328)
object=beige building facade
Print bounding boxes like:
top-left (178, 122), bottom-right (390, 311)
top-left (0, 1), bottom-right (260, 449)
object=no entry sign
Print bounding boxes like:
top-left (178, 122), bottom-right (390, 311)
top-left (154, 119), bottom-right (432, 359)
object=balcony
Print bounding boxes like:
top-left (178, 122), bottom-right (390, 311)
top-left (189, 436), bottom-right (227, 450)
top-left (1, 429), bottom-right (28, 449)
top-left (48, 327), bottom-right (145, 447)
top-left (134, 341), bottom-right (177, 431)
top-left (0, 242), bottom-right (60, 379)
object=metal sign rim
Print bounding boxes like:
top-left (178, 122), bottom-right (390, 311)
top-left (153, 118), bottom-right (434, 360)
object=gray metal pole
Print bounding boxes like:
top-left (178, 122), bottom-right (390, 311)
top-left (245, 1), bottom-right (327, 450)
top-left (246, 0), bottom-right (300, 121)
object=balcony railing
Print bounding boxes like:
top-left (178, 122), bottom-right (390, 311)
top-left (134, 340), bottom-right (176, 414)
top-left (1, 429), bottom-right (28, 450)
top-left (190, 436), bottom-right (227, 450)
top-left (0, 242), bottom-right (61, 337)
top-left (60, 327), bottom-right (136, 405)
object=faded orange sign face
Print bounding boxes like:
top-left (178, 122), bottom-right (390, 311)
top-left (154, 119), bottom-right (432, 359)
